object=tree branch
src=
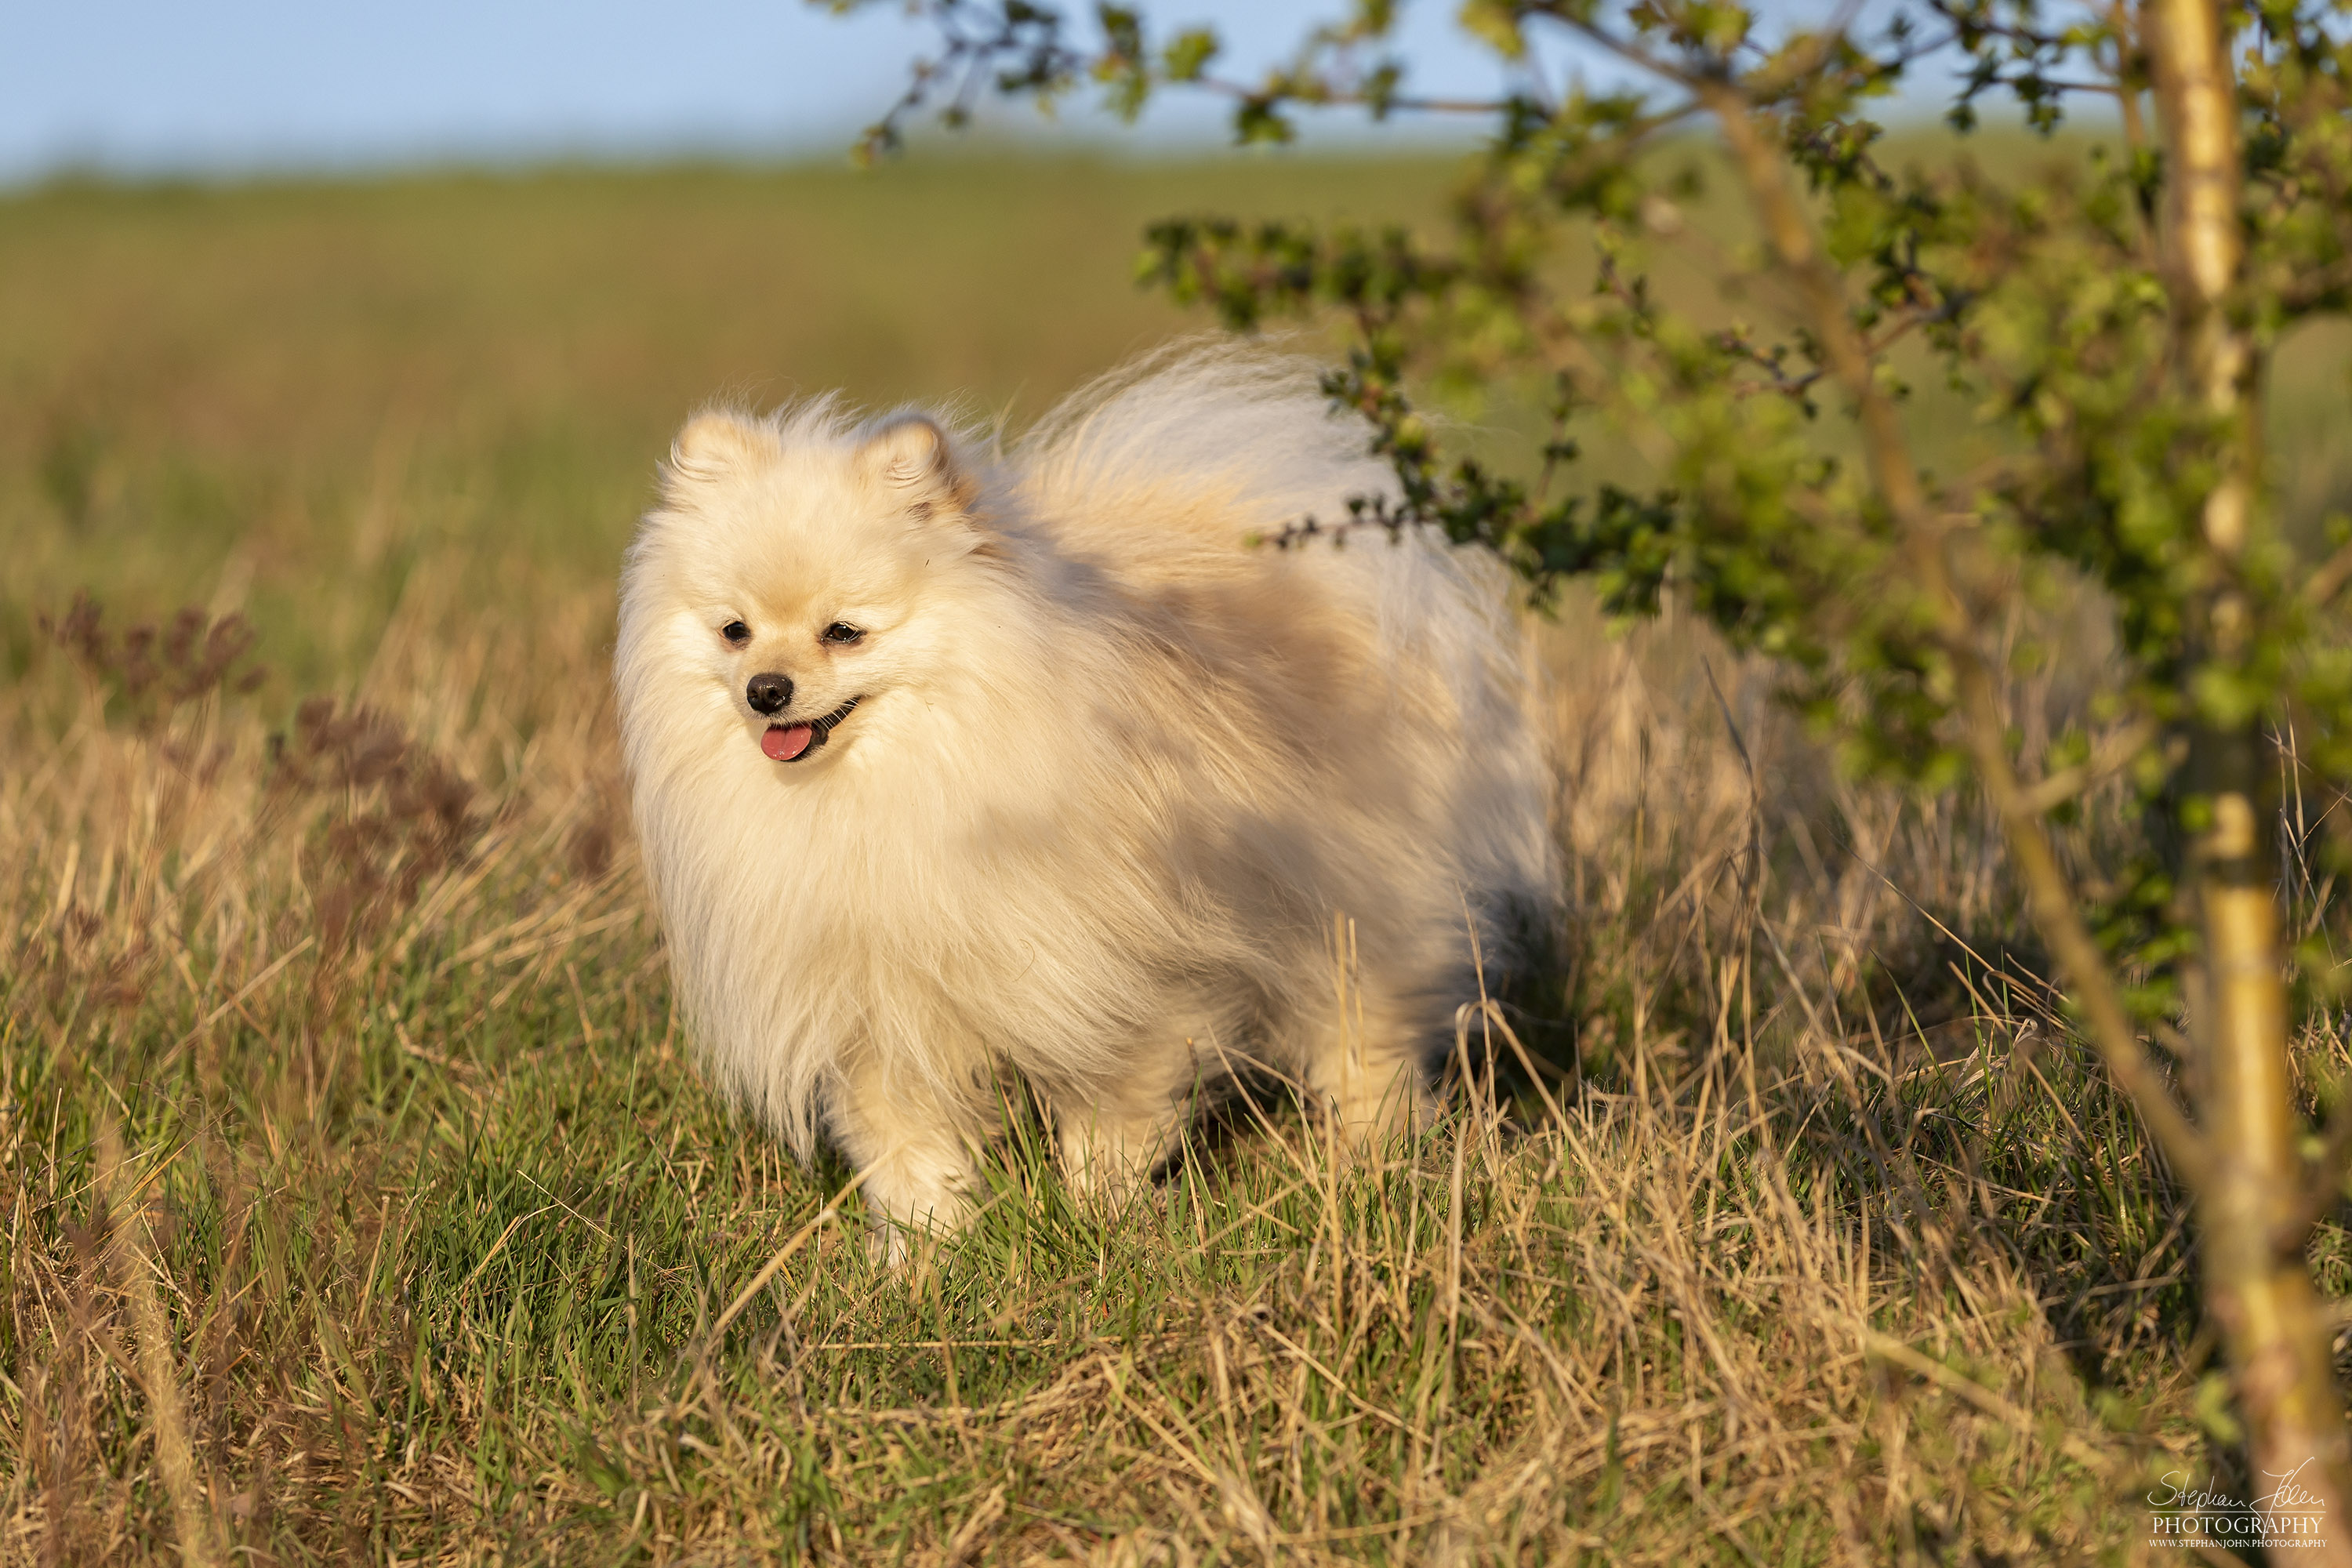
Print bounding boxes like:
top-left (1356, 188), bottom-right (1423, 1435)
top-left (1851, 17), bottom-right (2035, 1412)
top-left (1699, 76), bottom-right (2215, 1191)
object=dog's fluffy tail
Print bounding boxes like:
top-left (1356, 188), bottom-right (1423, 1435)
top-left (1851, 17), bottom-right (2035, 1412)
top-left (1016, 339), bottom-right (1396, 528)
top-left (1014, 339), bottom-right (1508, 644)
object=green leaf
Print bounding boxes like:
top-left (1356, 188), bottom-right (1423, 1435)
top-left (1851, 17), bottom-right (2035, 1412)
top-left (1457, 0), bottom-right (1526, 59)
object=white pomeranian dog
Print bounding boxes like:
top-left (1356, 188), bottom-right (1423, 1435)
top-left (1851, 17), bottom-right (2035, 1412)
top-left (615, 347), bottom-right (1554, 1245)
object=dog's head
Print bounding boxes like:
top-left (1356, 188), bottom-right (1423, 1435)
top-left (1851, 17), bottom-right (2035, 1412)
top-left (619, 405), bottom-right (991, 769)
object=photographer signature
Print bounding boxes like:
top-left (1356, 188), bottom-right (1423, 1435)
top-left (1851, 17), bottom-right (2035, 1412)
top-left (2149, 1459), bottom-right (2325, 1514)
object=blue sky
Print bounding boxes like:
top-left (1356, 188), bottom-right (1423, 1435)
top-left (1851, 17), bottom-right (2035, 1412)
top-left (3, 1), bottom-right (1998, 185)
top-left (1, 1), bottom-right (1535, 183)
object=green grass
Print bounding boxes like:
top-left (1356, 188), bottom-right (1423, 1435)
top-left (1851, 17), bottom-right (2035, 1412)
top-left (0, 151), bottom-right (2319, 1563)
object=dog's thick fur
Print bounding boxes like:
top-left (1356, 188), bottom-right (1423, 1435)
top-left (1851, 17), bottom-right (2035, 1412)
top-left (616, 348), bottom-right (1554, 1240)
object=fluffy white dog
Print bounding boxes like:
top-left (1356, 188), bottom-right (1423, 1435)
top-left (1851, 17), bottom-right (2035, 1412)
top-left (615, 348), bottom-right (1553, 1243)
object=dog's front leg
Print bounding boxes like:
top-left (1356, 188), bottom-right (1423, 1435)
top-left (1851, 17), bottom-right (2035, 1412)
top-left (823, 1052), bottom-right (989, 1263)
top-left (1048, 1039), bottom-right (1208, 1211)
top-left (1299, 976), bottom-right (1442, 1146)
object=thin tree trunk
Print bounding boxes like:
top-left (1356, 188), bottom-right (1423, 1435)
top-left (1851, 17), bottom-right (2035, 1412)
top-left (2145, 0), bottom-right (2352, 1544)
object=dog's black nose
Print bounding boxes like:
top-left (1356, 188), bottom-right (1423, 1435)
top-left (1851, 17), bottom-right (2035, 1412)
top-left (746, 672), bottom-right (794, 715)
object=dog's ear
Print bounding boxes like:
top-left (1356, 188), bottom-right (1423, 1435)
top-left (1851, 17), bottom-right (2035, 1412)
top-left (665, 411), bottom-right (771, 491)
top-left (858, 414), bottom-right (979, 521)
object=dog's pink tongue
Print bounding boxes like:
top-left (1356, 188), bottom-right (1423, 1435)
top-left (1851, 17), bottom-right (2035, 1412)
top-left (761, 724), bottom-right (815, 762)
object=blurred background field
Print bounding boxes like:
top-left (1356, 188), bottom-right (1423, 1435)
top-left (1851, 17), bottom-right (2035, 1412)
top-left (2, 150), bottom-right (2344, 1562)
top-left (0, 156), bottom-right (1462, 691)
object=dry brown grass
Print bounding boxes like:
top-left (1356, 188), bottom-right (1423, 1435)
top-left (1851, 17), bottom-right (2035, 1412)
top-left (0, 563), bottom-right (2235, 1563)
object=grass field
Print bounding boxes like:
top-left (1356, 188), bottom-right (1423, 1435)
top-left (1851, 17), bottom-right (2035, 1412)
top-left (2, 149), bottom-right (2343, 1563)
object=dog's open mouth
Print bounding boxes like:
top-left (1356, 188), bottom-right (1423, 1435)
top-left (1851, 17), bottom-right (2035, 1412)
top-left (760, 697), bottom-right (861, 763)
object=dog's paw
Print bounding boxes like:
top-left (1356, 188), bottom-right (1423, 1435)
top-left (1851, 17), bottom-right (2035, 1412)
top-left (863, 1221), bottom-right (911, 1269)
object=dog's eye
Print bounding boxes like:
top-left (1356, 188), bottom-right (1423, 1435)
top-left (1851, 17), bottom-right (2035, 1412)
top-left (720, 620), bottom-right (751, 647)
top-left (822, 622), bottom-right (865, 646)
